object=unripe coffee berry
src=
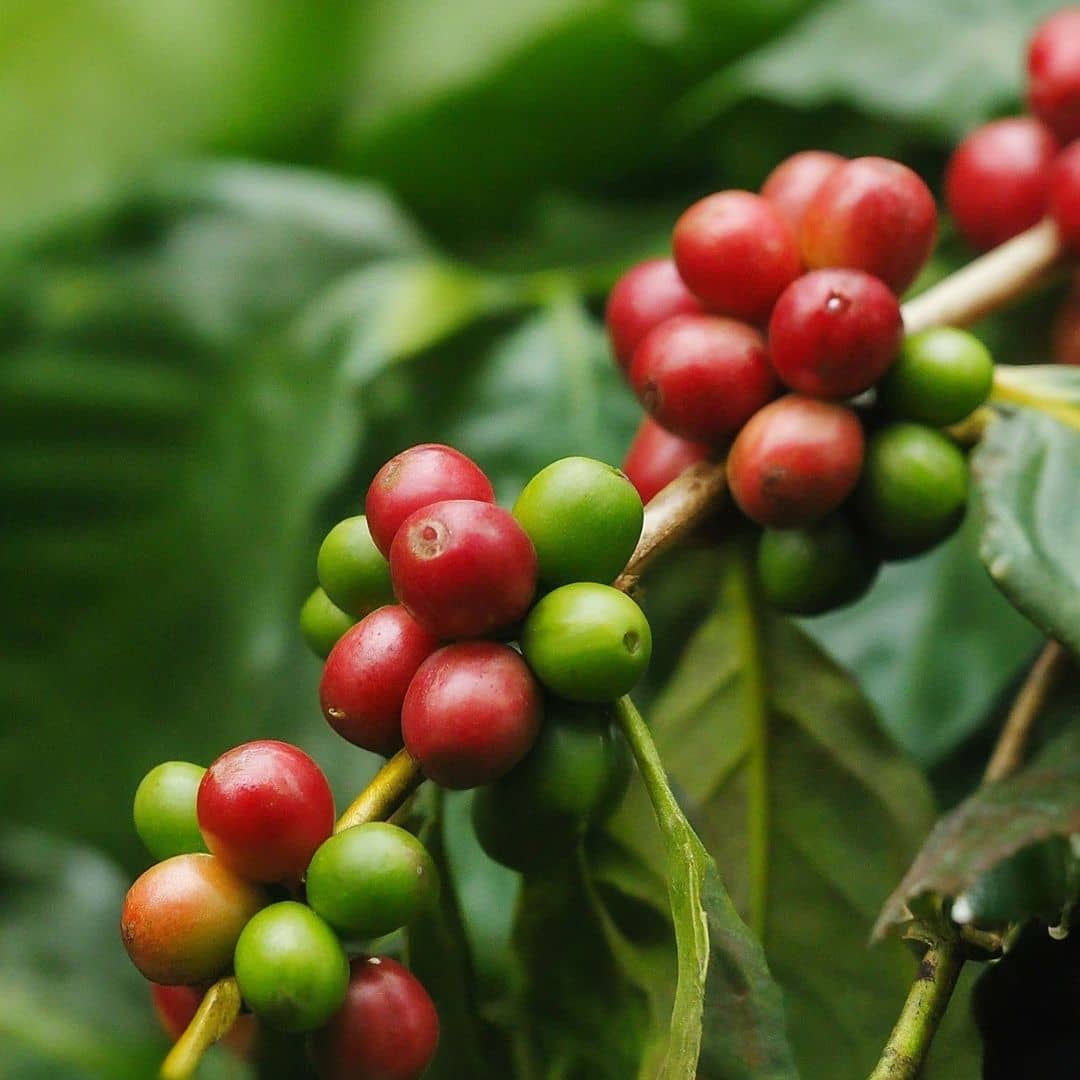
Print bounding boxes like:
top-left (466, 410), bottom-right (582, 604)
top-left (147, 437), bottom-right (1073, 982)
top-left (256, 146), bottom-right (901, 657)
top-left (513, 457), bottom-right (643, 586)
top-left (945, 118), bottom-right (1058, 251)
top-left (800, 156), bottom-right (937, 294)
top-left (1028, 9), bottom-right (1080, 144)
top-left (878, 328), bottom-right (994, 427)
top-left (1049, 140), bottom-right (1080, 251)
top-left (605, 258), bottom-right (702, 373)
top-left (630, 315), bottom-right (777, 442)
top-left (402, 642), bottom-right (542, 789)
top-left (760, 150), bottom-right (846, 233)
top-left (672, 191), bottom-right (801, 322)
top-left (234, 901), bottom-right (349, 1033)
top-left (133, 761), bottom-right (207, 861)
top-left (768, 269), bottom-right (902, 399)
top-left (120, 853), bottom-right (266, 985)
top-left (390, 499), bottom-right (537, 639)
top-left (308, 956), bottom-right (439, 1080)
top-left (197, 741), bottom-right (335, 884)
top-left (306, 823), bottom-right (439, 941)
top-left (320, 605), bottom-right (438, 756)
top-left (317, 516), bottom-right (394, 618)
top-left (726, 396), bottom-right (864, 528)
top-left (365, 444), bottom-right (495, 556)
top-left (301, 588), bottom-right (357, 660)
top-left (521, 583), bottom-right (652, 703)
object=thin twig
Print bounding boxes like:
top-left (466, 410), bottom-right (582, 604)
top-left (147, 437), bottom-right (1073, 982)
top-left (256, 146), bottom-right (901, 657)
top-left (159, 977), bottom-right (242, 1080)
top-left (335, 747), bottom-right (426, 832)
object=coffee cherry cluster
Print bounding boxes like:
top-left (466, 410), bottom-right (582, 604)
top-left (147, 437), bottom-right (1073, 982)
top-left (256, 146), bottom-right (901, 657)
top-left (122, 742), bottom-right (440, 1078)
top-left (608, 152), bottom-right (996, 616)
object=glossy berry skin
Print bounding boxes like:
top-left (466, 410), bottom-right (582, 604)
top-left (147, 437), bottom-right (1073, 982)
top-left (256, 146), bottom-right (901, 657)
top-left (1028, 8), bottom-right (1080, 143)
top-left (757, 515), bottom-right (878, 616)
top-left (630, 315), bottom-right (777, 442)
top-left (320, 606), bottom-right (438, 756)
top-left (857, 423), bottom-right (969, 558)
top-left (726, 396), bottom-right (865, 528)
top-left (1049, 141), bottom-right (1080, 251)
top-left (300, 588), bottom-right (357, 660)
top-left (306, 823), bottom-right (439, 941)
top-left (120, 854), bottom-right (266, 985)
top-left (801, 157), bottom-right (937, 294)
top-left (760, 150), bottom-right (846, 233)
top-left (308, 957), bottom-right (439, 1080)
top-left (365, 444), bottom-right (495, 557)
top-left (672, 191), bottom-right (801, 322)
top-left (768, 269), bottom-right (902, 399)
top-left (197, 741), bottom-right (335, 884)
top-left (317, 516), bottom-right (394, 619)
top-left (605, 258), bottom-right (703, 373)
top-left (945, 118), bottom-right (1058, 251)
top-left (879, 328), bottom-right (994, 427)
top-left (133, 761), bottom-right (207, 861)
top-left (390, 499), bottom-right (537, 639)
top-left (234, 902), bottom-right (349, 1033)
top-left (402, 642), bottom-right (542, 789)
top-left (521, 583), bottom-right (652, 703)
top-left (151, 984), bottom-right (257, 1056)
top-left (513, 457), bottom-right (643, 586)
top-left (622, 417), bottom-right (710, 504)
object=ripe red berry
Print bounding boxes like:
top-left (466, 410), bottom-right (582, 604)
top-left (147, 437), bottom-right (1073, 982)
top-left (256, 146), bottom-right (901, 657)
top-left (197, 741), bottom-right (335, 884)
top-left (151, 984), bottom-right (257, 1056)
top-left (320, 606), bottom-right (439, 756)
top-left (761, 150), bottom-right (846, 233)
top-left (365, 444), bottom-right (495, 556)
top-left (605, 258), bottom-right (703, 373)
top-left (768, 269), bottom-right (902, 399)
top-left (622, 417), bottom-right (710, 504)
top-left (945, 118), bottom-right (1058, 250)
top-left (726, 395), bottom-right (865, 528)
top-left (1028, 8), bottom-right (1080, 144)
top-left (800, 156), bottom-right (937, 294)
top-left (308, 956), bottom-right (439, 1080)
top-left (389, 500), bottom-right (537, 639)
top-left (630, 314), bottom-right (777, 442)
top-left (672, 191), bottom-right (801, 322)
top-left (1049, 140), bottom-right (1080, 250)
top-left (402, 642), bottom-right (542, 789)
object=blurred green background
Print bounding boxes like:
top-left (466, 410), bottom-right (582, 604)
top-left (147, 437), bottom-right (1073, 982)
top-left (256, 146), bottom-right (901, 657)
top-left (0, 1), bottom-right (1064, 1076)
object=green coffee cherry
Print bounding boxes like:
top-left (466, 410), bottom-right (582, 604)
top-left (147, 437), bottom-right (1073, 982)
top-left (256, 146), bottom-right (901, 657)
top-left (305, 823), bottom-right (439, 941)
top-left (300, 587), bottom-right (356, 659)
top-left (233, 901), bottom-right (348, 1033)
top-left (471, 784), bottom-right (580, 873)
top-left (316, 516), bottom-right (394, 618)
top-left (521, 583), bottom-right (651, 702)
top-left (879, 328), bottom-right (994, 427)
top-left (513, 457), bottom-right (643, 586)
top-left (133, 762), bottom-right (208, 861)
top-left (757, 516), bottom-right (879, 616)
top-left (857, 423), bottom-right (969, 558)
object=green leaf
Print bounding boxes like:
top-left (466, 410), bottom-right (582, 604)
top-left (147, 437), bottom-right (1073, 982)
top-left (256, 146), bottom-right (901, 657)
top-left (875, 724), bottom-right (1080, 937)
top-left (973, 408), bottom-right (1080, 655)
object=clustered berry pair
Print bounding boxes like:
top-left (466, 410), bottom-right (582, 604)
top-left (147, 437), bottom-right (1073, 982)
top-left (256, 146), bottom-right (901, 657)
top-left (607, 135), bottom-right (995, 616)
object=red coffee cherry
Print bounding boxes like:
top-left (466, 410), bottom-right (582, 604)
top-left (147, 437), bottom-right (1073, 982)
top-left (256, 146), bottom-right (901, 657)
top-left (726, 395), bottom-right (865, 528)
top-left (945, 118), bottom-right (1058, 250)
top-left (389, 500), bottom-right (537, 639)
top-left (320, 606), bottom-right (439, 756)
top-left (402, 642), bottom-right (542, 789)
top-left (197, 741), bottom-right (335, 884)
top-left (672, 191), bottom-right (801, 322)
top-left (768, 269), bottom-right (902, 399)
top-left (1028, 8), bottom-right (1080, 144)
top-left (761, 150), bottom-right (846, 233)
top-left (622, 417), bottom-right (710, 504)
top-left (800, 156), bottom-right (937, 294)
top-left (605, 258), bottom-right (703, 373)
top-left (151, 984), bottom-right (257, 1056)
top-left (630, 314), bottom-right (777, 442)
top-left (120, 853), bottom-right (267, 985)
top-left (1049, 140), bottom-right (1080, 250)
top-left (309, 956), bottom-right (439, 1080)
top-left (365, 444), bottom-right (495, 556)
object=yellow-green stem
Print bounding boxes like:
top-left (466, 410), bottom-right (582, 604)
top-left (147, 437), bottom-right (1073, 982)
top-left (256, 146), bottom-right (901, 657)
top-left (335, 748), bottom-right (425, 833)
top-left (159, 977), bottom-right (242, 1080)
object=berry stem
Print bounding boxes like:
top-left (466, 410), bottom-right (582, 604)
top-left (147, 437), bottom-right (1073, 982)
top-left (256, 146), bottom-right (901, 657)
top-left (334, 748), bottom-right (426, 833)
top-left (159, 976), bottom-right (242, 1080)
